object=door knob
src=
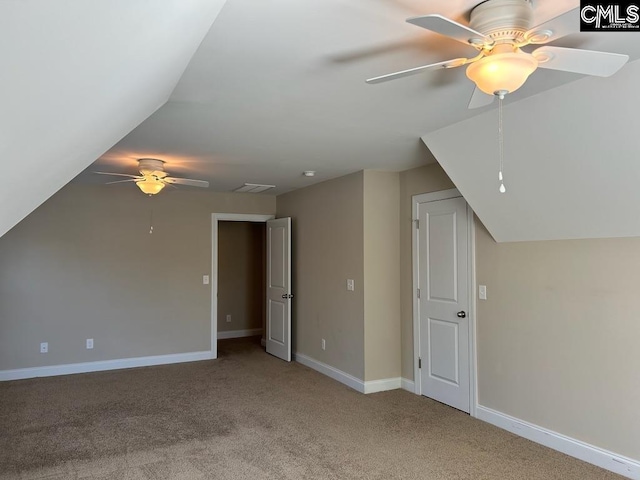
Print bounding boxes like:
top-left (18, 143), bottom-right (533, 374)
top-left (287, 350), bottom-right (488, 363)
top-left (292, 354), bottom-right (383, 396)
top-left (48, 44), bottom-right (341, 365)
top-left (282, 294), bottom-right (295, 299)
top-left (457, 311), bottom-right (466, 318)
top-left (282, 294), bottom-right (287, 299)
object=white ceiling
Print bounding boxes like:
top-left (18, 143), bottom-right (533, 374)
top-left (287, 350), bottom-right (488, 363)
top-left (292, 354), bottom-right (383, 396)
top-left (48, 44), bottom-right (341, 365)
top-left (0, 0), bottom-right (227, 237)
top-left (5, 0), bottom-right (639, 241)
top-left (75, 0), bottom-right (639, 196)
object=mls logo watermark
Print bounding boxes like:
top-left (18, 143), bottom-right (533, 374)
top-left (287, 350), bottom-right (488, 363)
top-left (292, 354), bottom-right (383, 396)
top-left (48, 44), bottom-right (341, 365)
top-left (580, 1), bottom-right (640, 30)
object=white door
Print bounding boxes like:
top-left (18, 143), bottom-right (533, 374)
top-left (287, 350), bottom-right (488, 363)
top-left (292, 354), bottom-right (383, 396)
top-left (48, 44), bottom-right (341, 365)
top-left (266, 217), bottom-right (292, 361)
top-left (417, 196), bottom-right (470, 412)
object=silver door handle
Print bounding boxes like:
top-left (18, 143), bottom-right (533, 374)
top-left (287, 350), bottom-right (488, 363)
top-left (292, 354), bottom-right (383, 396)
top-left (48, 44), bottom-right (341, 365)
top-left (282, 294), bottom-right (295, 299)
top-left (457, 311), bottom-right (466, 318)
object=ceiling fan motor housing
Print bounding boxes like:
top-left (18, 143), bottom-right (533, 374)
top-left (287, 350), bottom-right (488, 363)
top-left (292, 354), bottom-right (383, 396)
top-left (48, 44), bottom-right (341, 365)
top-left (470, 0), bottom-right (533, 44)
top-left (138, 158), bottom-right (165, 176)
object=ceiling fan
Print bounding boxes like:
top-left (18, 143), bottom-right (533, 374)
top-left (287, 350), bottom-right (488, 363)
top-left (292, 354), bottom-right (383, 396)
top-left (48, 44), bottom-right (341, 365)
top-left (95, 158), bottom-right (209, 195)
top-left (366, 0), bottom-right (629, 108)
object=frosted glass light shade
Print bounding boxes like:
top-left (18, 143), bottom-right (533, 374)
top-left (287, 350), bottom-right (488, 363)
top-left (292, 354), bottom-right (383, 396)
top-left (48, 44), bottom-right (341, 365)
top-left (466, 47), bottom-right (538, 95)
top-left (136, 179), bottom-right (165, 195)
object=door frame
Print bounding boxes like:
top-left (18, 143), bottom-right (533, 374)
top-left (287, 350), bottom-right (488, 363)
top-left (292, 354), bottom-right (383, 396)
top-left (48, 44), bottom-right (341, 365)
top-left (210, 213), bottom-right (275, 359)
top-left (411, 189), bottom-right (477, 417)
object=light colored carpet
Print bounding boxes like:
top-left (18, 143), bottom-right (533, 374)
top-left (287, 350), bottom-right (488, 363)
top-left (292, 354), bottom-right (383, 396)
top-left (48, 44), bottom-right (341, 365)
top-left (0, 337), bottom-right (622, 479)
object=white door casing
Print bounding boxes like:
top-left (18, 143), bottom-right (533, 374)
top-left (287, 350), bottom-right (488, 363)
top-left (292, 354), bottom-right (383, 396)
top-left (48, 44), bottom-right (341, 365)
top-left (413, 191), bottom-right (474, 413)
top-left (266, 217), bottom-right (292, 361)
top-left (210, 213), bottom-right (274, 359)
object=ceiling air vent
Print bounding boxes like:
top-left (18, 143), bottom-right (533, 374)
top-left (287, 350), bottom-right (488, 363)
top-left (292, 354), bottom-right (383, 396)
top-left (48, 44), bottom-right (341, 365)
top-left (233, 183), bottom-right (275, 193)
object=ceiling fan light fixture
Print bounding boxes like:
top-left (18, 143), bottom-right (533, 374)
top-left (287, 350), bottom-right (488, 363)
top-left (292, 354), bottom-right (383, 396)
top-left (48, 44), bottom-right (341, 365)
top-left (466, 46), bottom-right (538, 95)
top-left (136, 178), bottom-right (165, 195)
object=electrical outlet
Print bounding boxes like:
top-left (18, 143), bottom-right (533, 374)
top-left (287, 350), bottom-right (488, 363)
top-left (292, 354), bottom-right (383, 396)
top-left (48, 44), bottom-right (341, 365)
top-left (346, 279), bottom-right (354, 291)
top-left (40, 342), bottom-right (48, 353)
top-left (321, 338), bottom-right (326, 350)
top-left (226, 314), bottom-right (232, 323)
top-left (479, 285), bottom-right (487, 300)
top-left (86, 338), bottom-right (94, 350)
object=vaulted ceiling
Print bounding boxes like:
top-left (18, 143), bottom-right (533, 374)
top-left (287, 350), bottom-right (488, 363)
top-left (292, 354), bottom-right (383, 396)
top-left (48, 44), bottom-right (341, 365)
top-left (0, 0), bottom-right (227, 237)
top-left (3, 0), bottom-right (639, 241)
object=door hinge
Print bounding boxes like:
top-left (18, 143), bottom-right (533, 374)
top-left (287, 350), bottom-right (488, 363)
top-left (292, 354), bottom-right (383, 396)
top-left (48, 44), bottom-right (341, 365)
top-left (417, 288), bottom-right (420, 299)
top-left (418, 357), bottom-right (422, 369)
top-left (414, 219), bottom-right (419, 229)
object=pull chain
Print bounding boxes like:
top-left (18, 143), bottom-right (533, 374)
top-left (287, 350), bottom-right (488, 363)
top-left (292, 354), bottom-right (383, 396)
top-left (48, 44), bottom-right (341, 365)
top-left (498, 93), bottom-right (506, 194)
top-left (149, 197), bottom-right (154, 234)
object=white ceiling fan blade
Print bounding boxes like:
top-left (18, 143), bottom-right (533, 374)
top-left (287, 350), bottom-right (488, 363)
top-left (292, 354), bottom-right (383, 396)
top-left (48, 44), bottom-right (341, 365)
top-left (533, 46), bottom-right (629, 77)
top-left (105, 179), bottom-right (137, 185)
top-left (366, 58), bottom-right (468, 84)
top-left (164, 177), bottom-right (209, 188)
top-left (94, 171), bottom-right (140, 179)
top-left (525, 7), bottom-right (580, 44)
top-left (406, 15), bottom-right (490, 46)
top-left (468, 86), bottom-right (495, 109)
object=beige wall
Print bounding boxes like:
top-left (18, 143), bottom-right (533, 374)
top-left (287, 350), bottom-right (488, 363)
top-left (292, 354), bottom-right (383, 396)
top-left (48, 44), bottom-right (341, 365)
top-left (0, 184), bottom-right (275, 370)
top-left (277, 170), bottom-right (403, 382)
top-left (476, 222), bottom-right (640, 459)
top-left (363, 171), bottom-right (400, 381)
top-left (217, 222), bottom-right (265, 333)
top-left (396, 163), bottom-right (640, 459)
top-left (399, 164), bottom-right (455, 379)
top-left (277, 172), bottom-right (365, 380)
top-left (8, 165), bottom-right (635, 464)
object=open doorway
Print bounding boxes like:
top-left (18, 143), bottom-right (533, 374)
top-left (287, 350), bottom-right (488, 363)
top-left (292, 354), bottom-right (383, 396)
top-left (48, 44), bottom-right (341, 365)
top-left (210, 214), bottom-right (274, 358)
top-left (217, 221), bottom-right (266, 340)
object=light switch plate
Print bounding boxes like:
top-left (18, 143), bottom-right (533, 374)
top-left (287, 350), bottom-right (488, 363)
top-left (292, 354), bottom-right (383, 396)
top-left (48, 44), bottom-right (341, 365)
top-left (479, 285), bottom-right (487, 300)
top-left (203, 275), bottom-right (210, 285)
top-left (346, 279), bottom-right (355, 291)
top-left (86, 338), bottom-right (94, 349)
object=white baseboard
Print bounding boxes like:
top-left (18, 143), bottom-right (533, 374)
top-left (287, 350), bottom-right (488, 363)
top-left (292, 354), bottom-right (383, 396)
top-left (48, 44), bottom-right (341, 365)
top-left (476, 405), bottom-right (640, 480)
top-left (0, 351), bottom-right (215, 382)
top-left (401, 377), bottom-right (416, 393)
top-left (217, 328), bottom-right (263, 340)
top-left (293, 352), bottom-right (402, 395)
top-left (294, 352), bottom-right (365, 393)
top-left (363, 377), bottom-right (401, 394)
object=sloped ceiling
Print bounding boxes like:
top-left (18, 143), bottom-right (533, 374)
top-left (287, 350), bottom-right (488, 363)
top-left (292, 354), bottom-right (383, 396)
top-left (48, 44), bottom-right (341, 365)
top-left (5, 0), bottom-right (640, 244)
top-left (78, 0), bottom-right (625, 195)
top-left (423, 58), bottom-right (640, 242)
top-left (0, 0), bottom-right (226, 238)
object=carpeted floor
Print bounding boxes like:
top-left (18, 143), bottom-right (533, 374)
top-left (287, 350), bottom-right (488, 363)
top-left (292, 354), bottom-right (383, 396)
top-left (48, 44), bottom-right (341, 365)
top-left (0, 337), bottom-right (622, 479)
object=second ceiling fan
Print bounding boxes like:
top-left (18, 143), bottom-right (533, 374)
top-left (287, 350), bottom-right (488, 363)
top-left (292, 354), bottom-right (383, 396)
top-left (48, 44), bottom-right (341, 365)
top-left (366, 0), bottom-right (629, 108)
top-left (95, 158), bottom-right (209, 195)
